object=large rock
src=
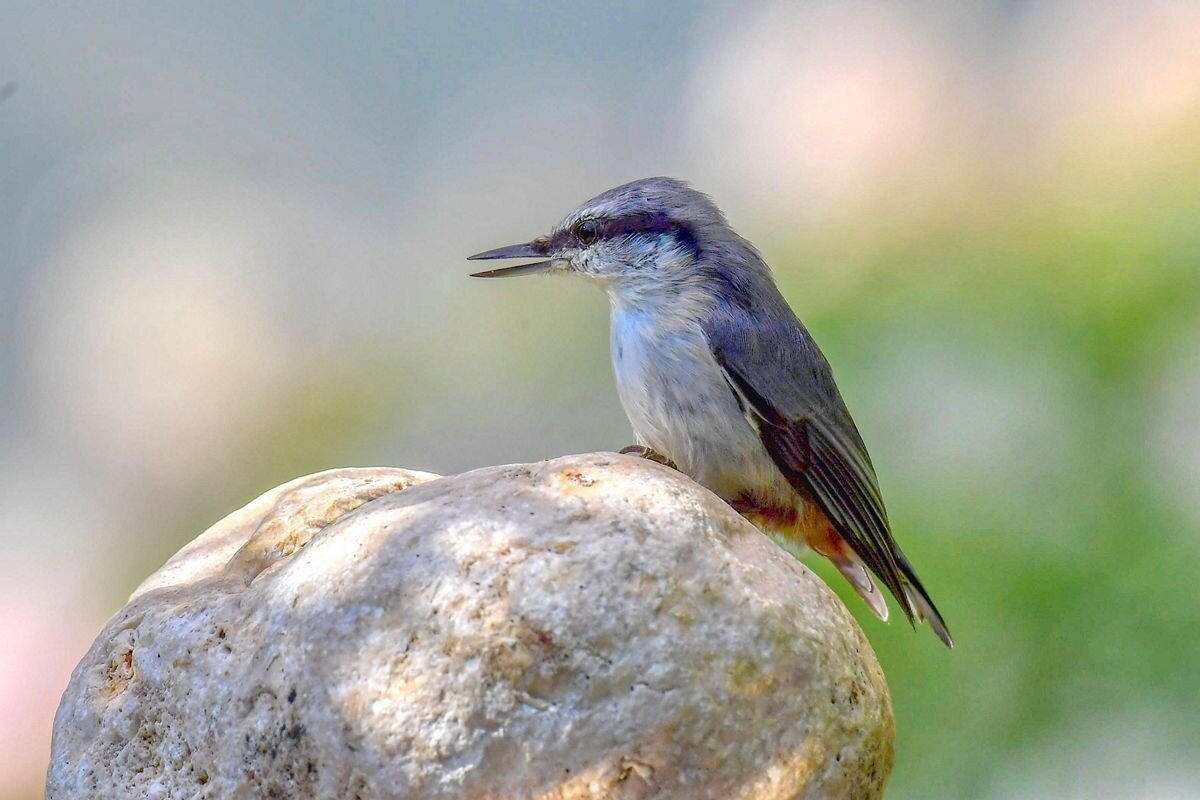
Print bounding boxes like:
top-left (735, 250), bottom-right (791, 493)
top-left (47, 453), bottom-right (893, 799)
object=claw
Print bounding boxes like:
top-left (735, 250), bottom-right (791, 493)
top-left (619, 445), bottom-right (679, 471)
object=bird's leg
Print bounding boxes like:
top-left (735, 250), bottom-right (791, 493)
top-left (619, 444), bottom-right (679, 471)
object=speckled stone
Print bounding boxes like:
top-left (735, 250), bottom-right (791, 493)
top-left (47, 454), bottom-right (893, 799)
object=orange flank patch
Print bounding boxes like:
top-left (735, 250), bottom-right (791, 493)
top-left (731, 494), bottom-right (799, 530)
top-left (733, 492), bottom-right (851, 558)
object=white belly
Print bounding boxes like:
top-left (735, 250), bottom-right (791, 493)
top-left (609, 307), bottom-right (781, 500)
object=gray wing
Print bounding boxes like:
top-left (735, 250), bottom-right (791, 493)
top-left (703, 295), bottom-right (948, 638)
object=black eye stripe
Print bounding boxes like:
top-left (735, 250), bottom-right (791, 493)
top-left (553, 212), bottom-right (699, 256)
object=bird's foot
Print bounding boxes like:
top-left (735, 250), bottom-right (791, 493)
top-left (619, 445), bottom-right (679, 471)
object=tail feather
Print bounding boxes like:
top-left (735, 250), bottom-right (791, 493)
top-left (838, 540), bottom-right (954, 648)
top-left (895, 552), bottom-right (953, 648)
top-left (904, 585), bottom-right (953, 648)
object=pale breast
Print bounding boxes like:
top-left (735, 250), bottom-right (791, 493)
top-left (609, 307), bottom-right (782, 500)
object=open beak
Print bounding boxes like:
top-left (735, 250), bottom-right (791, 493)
top-left (468, 239), bottom-right (554, 278)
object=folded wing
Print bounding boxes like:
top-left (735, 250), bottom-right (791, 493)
top-left (703, 297), bottom-right (952, 646)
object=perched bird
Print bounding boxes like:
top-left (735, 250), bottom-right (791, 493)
top-left (469, 177), bottom-right (952, 647)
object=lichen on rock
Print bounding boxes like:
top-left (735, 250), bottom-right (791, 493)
top-left (47, 453), bottom-right (893, 799)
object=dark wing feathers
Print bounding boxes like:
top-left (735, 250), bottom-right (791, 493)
top-left (717, 350), bottom-right (910, 617)
top-left (703, 297), bottom-right (948, 638)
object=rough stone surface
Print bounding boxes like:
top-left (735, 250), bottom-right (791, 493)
top-left (47, 454), bottom-right (893, 799)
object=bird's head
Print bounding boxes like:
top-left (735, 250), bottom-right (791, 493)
top-left (469, 177), bottom-right (747, 304)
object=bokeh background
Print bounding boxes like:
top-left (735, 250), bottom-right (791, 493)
top-left (3, 1), bottom-right (1199, 797)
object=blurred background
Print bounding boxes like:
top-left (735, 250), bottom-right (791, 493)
top-left (3, 1), bottom-right (1199, 796)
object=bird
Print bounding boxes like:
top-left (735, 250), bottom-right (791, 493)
top-left (468, 177), bottom-right (952, 647)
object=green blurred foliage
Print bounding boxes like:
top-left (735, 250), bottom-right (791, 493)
top-left (779, 125), bottom-right (1200, 796)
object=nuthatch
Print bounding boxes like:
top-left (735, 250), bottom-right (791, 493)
top-left (469, 177), bottom-right (951, 647)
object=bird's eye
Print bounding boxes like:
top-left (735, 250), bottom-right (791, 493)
top-left (574, 220), bottom-right (598, 246)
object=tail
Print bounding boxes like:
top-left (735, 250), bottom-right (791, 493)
top-left (895, 552), bottom-right (953, 648)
